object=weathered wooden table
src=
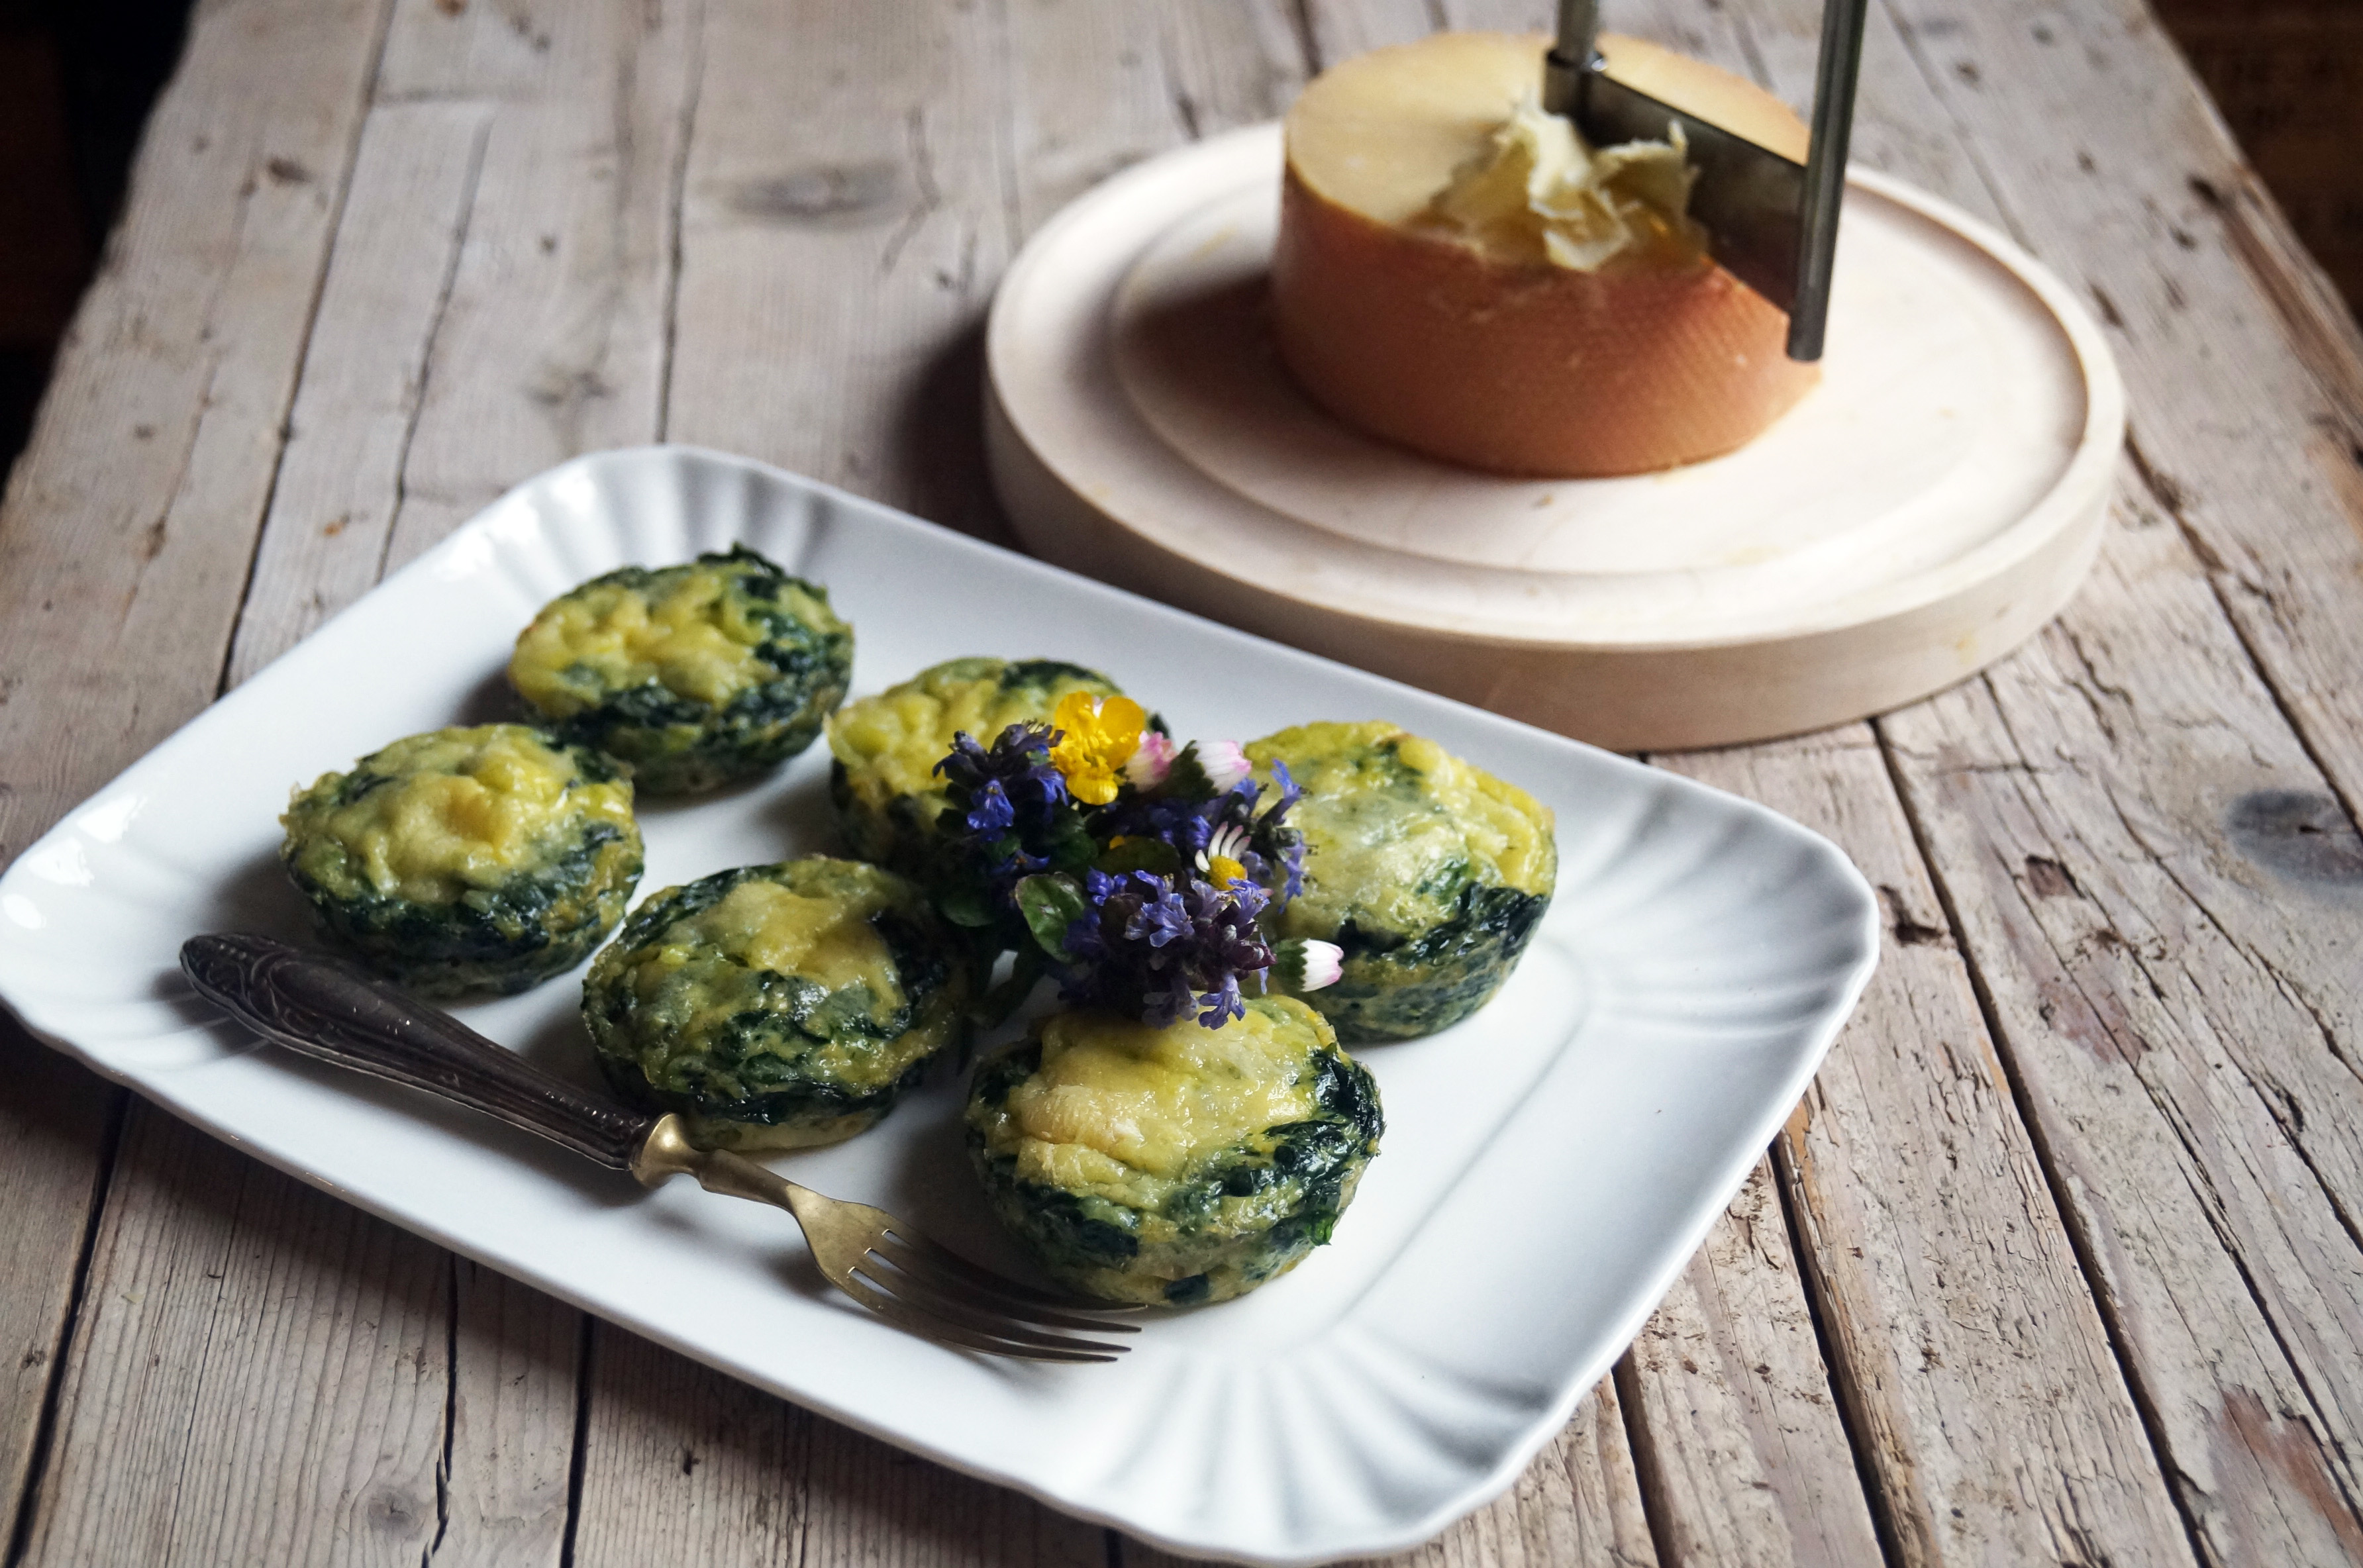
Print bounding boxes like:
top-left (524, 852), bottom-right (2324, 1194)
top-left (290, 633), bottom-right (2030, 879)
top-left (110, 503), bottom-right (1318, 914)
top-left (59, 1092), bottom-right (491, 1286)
top-left (4, 0), bottom-right (2361, 1562)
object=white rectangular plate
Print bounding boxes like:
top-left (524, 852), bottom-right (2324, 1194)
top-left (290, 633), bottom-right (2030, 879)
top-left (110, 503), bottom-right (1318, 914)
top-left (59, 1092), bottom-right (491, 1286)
top-left (0, 446), bottom-right (1877, 1565)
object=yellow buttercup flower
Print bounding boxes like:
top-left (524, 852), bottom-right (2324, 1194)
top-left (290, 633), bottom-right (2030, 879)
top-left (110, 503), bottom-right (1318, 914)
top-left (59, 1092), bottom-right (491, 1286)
top-left (1048, 692), bottom-right (1146, 806)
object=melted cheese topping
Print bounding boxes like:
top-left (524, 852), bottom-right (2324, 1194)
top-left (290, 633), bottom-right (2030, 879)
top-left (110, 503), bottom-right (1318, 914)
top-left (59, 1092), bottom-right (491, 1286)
top-left (1252, 722), bottom-right (1554, 937)
top-left (291, 726), bottom-right (631, 905)
top-left (511, 562), bottom-right (775, 714)
top-left (676, 878), bottom-right (901, 999)
top-left (1421, 93), bottom-right (1702, 271)
top-left (1008, 1003), bottom-right (1319, 1188)
top-left (827, 659), bottom-right (1118, 808)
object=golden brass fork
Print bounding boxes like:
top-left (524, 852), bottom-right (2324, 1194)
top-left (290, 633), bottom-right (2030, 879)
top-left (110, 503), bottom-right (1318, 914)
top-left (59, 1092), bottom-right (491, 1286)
top-left (180, 934), bottom-right (1134, 1363)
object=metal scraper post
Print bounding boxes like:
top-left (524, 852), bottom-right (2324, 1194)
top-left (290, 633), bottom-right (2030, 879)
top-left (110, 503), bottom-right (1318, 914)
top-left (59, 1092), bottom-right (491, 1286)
top-left (1544, 0), bottom-right (1868, 361)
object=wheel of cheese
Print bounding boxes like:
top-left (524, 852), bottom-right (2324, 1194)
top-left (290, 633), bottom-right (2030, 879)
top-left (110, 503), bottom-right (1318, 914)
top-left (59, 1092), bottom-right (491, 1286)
top-left (1273, 32), bottom-right (1821, 478)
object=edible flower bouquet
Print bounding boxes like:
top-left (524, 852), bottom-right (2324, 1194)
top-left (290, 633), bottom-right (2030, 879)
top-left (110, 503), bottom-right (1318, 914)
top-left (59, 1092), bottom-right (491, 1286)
top-left (929, 693), bottom-right (1342, 1026)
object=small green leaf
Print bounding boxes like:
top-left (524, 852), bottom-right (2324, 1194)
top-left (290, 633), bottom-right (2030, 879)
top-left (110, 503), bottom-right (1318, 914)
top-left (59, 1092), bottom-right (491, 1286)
top-left (1160, 742), bottom-right (1216, 800)
top-left (936, 884), bottom-right (995, 928)
top-left (1015, 873), bottom-right (1088, 958)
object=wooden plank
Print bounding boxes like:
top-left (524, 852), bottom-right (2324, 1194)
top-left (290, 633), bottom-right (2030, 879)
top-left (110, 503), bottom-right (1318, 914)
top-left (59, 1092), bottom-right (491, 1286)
top-left (342, 1), bottom-right (695, 1553)
top-left (1870, 0), bottom-right (2363, 825)
top-left (1663, 728), bottom-right (2197, 1567)
top-left (229, 0), bottom-right (697, 679)
top-left (224, 96), bottom-right (492, 687)
top-left (376, 0), bottom-right (694, 569)
top-left (0, 0), bottom-right (393, 865)
top-left (1684, 0), bottom-right (2363, 1557)
top-left (0, 1024), bottom-right (117, 1541)
top-left (16, 1105), bottom-right (449, 1567)
top-left (1615, 1161), bottom-right (1884, 1568)
top-left (28, 3), bottom-right (697, 1563)
top-left (570, 1323), bottom-right (805, 1567)
top-left (661, 0), bottom-right (1020, 541)
top-left (1880, 514), bottom-right (2363, 1565)
top-left (0, 0), bottom-right (394, 1548)
top-left (439, 1258), bottom-right (582, 1568)
top-left (572, 1324), bottom-right (1106, 1568)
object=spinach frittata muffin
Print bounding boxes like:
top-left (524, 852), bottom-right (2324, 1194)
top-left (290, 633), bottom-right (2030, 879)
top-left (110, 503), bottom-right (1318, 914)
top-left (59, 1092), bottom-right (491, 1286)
top-left (509, 546), bottom-right (852, 795)
top-left (280, 724), bottom-right (643, 997)
top-left (583, 858), bottom-right (970, 1150)
top-left (1246, 722), bottom-right (1556, 1042)
top-left (966, 996), bottom-right (1382, 1306)
top-left (825, 657), bottom-right (1125, 871)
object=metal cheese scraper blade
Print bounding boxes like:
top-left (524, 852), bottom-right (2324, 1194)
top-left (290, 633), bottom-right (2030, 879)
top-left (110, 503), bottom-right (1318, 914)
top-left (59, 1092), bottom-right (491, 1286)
top-left (1543, 0), bottom-right (1868, 360)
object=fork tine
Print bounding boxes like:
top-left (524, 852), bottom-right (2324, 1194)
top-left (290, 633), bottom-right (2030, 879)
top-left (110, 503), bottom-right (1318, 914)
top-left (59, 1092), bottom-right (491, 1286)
top-left (847, 1260), bottom-right (1134, 1357)
top-left (870, 1234), bottom-right (1142, 1333)
top-left (831, 1268), bottom-right (1126, 1362)
top-left (860, 1248), bottom-right (1136, 1341)
top-left (868, 1220), bottom-right (1111, 1311)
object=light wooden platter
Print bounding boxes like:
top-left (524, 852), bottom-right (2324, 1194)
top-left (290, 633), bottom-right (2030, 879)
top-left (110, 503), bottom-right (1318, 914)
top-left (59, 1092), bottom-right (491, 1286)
top-left (985, 123), bottom-right (2125, 752)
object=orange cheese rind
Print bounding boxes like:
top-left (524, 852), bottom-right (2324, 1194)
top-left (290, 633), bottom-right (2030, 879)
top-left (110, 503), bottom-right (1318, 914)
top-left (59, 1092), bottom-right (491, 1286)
top-left (1273, 32), bottom-right (1821, 478)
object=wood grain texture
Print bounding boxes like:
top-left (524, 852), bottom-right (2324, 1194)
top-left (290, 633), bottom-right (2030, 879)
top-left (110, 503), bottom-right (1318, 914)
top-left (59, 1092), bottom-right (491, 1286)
top-left (662, 0), bottom-right (1015, 540)
top-left (1615, 1161), bottom-right (1884, 1568)
top-left (1658, 0), bottom-right (2363, 1557)
top-left (17, 1104), bottom-right (450, 1567)
top-left (225, 95), bottom-right (492, 687)
top-left (440, 1258), bottom-right (581, 1568)
top-left (228, 0), bottom-right (696, 681)
top-left (376, 0), bottom-right (693, 569)
top-left (0, 0), bottom-right (395, 1556)
top-left (0, 0), bottom-right (393, 866)
top-left (572, 1323), bottom-right (1107, 1568)
top-left (32, 4), bottom-right (699, 1563)
top-left (1882, 511), bottom-right (2363, 1566)
top-left (1664, 728), bottom-right (2197, 1568)
top-left (1870, 0), bottom-right (2363, 830)
top-left (0, 1024), bottom-right (116, 1541)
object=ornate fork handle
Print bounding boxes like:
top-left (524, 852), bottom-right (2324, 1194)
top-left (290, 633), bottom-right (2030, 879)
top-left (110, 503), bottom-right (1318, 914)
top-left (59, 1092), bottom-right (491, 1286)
top-left (180, 932), bottom-right (656, 1170)
top-left (181, 932), bottom-right (1134, 1360)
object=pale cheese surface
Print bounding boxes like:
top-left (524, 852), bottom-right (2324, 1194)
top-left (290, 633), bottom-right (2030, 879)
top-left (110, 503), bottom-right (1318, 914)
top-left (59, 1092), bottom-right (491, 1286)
top-left (1008, 1004), bottom-right (1321, 1193)
top-left (676, 878), bottom-right (903, 1002)
top-left (511, 559), bottom-right (779, 714)
top-left (288, 725), bottom-right (632, 905)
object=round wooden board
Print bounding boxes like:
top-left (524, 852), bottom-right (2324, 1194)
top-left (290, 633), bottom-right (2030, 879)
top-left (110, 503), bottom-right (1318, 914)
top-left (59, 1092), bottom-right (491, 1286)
top-left (985, 123), bottom-right (2124, 752)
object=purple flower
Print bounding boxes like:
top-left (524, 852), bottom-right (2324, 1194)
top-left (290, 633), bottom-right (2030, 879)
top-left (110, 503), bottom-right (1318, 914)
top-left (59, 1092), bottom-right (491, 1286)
top-left (1054, 865), bottom-right (1276, 1029)
top-left (1126, 878), bottom-right (1193, 948)
top-left (1196, 974), bottom-right (1246, 1028)
top-left (965, 778), bottom-right (1015, 837)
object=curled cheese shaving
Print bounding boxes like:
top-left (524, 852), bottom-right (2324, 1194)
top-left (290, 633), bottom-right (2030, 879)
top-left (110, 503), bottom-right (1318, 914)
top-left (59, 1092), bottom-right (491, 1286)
top-left (1422, 93), bottom-right (1706, 271)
